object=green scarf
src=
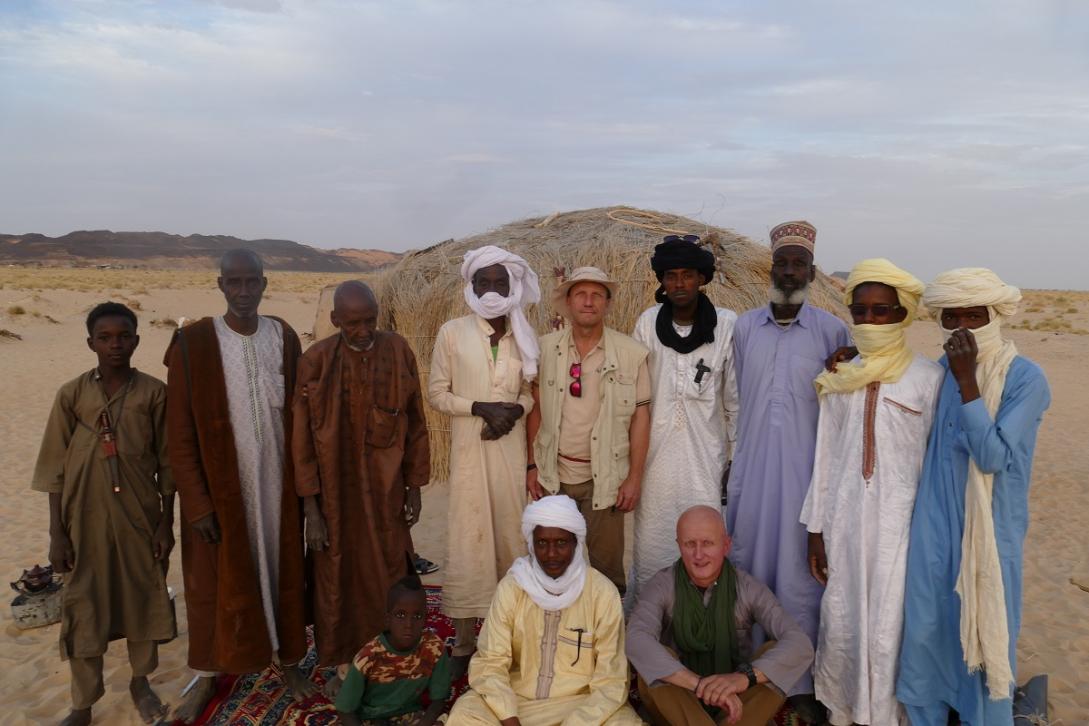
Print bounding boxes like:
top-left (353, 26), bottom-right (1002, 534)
top-left (671, 558), bottom-right (740, 678)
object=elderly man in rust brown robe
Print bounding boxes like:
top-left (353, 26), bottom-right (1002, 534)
top-left (293, 280), bottom-right (431, 695)
top-left (166, 249), bottom-right (316, 723)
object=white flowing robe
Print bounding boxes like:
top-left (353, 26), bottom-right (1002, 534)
top-left (629, 305), bottom-right (739, 602)
top-left (214, 315), bottom-right (286, 652)
top-left (428, 314), bottom-right (534, 620)
top-left (800, 354), bottom-right (942, 726)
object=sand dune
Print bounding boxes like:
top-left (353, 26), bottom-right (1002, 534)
top-left (1, 277), bottom-right (1085, 724)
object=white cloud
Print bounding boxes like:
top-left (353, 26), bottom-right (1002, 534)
top-left (0, 0), bottom-right (1087, 287)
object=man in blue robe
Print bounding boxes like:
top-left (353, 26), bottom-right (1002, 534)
top-left (726, 221), bottom-right (850, 719)
top-left (897, 268), bottom-right (1050, 726)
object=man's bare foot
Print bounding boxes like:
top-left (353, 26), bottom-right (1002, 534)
top-left (130, 676), bottom-right (168, 724)
top-left (172, 676), bottom-right (217, 725)
top-left (283, 665), bottom-right (318, 702)
top-left (59, 709), bottom-right (91, 726)
top-left (322, 672), bottom-right (343, 699)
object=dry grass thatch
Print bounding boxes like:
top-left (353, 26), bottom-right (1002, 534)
top-left (315, 206), bottom-right (848, 480)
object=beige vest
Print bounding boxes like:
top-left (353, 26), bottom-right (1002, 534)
top-left (535, 326), bottom-right (648, 510)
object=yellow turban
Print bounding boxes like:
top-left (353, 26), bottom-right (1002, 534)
top-left (814, 258), bottom-right (923, 396)
top-left (843, 257), bottom-right (925, 321)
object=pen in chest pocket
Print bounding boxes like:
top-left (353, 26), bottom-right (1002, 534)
top-left (568, 627), bottom-right (587, 665)
top-left (694, 358), bottom-right (712, 385)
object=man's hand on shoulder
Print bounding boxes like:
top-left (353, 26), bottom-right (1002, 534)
top-left (192, 512), bottom-right (221, 545)
top-left (824, 346), bottom-right (858, 372)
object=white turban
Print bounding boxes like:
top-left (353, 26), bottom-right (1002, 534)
top-left (508, 495), bottom-right (587, 611)
top-left (925, 267), bottom-right (1021, 700)
top-left (922, 267), bottom-right (1021, 321)
top-left (461, 245), bottom-right (541, 378)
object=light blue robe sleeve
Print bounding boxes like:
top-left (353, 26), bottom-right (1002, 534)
top-left (958, 366), bottom-right (1050, 475)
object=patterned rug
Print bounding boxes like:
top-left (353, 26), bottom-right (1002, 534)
top-left (175, 586), bottom-right (812, 725)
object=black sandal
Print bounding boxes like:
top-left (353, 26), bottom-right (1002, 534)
top-left (414, 555), bottom-right (440, 575)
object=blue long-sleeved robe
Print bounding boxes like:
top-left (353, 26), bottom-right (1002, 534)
top-left (896, 355), bottom-right (1050, 726)
top-left (726, 302), bottom-right (851, 695)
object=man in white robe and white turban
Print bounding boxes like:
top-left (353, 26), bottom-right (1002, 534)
top-left (448, 496), bottom-right (642, 725)
top-left (428, 246), bottom-right (541, 675)
top-left (897, 269), bottom-right (1050, 726)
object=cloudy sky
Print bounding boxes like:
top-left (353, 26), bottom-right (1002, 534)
top-left (2, 0), bottom-right (1087, 287)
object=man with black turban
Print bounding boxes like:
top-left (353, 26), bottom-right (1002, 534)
top-left (627, 234), bottom-right (740, 605)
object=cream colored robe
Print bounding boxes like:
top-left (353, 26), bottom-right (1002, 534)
top-left (428, 314), bottom-right (534, 619)
top-left (448, 569), bottom-right (642, 725)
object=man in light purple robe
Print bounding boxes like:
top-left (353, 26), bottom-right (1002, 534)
top-left (725, 221), bottom-right (851, 721)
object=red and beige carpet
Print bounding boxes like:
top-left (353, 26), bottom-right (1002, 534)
top-left (173, 586), bottom-right (812, 725)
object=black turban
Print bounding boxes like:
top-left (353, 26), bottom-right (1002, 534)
top-left (650, 237), bottom-right (716, 285)
top-left (650, 236), bottom-right (719, 354)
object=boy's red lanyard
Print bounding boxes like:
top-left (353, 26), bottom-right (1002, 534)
top-left (96, 375), bottom-right (131, 494)
top-left (97, 409), bottom-right (122, 493)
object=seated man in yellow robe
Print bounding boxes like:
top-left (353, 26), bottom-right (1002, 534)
top-left (447, 496), bottom-right (642, 726)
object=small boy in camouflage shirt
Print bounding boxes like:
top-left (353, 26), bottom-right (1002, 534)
top-left (336, 577), bottom-right (451, 725)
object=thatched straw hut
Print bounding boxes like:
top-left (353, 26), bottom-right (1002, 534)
top-left (314, 206), bottom-right (847, 480)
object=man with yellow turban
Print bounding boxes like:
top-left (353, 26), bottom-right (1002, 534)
top-left (896, 269), bottom-right (1050, 726)
top-left (800, 259), bottom-right (943, 725)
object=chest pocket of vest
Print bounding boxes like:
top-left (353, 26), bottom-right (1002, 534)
top-left (366, 405), bottom-right (401, 448)
top-left (610, 372), bottom-right (637, 416)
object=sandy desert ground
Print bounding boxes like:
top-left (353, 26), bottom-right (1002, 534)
top-left (0, 269), bottom-right (1086, 724)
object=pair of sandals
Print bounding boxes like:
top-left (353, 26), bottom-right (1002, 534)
top-left (414, 554), bottom-right (440, 575)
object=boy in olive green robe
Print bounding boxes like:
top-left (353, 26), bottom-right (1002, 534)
top-left (32, 302), bottom-right (176, 726)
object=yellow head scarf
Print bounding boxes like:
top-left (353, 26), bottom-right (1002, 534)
top-left (813, 258), bottom-right (924, 396)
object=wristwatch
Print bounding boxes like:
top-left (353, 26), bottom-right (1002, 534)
top-left (736, 662), bottom-right (757, 689)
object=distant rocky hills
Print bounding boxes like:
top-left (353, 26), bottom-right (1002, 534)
top-left (0, 230), bottom-right (401, 272)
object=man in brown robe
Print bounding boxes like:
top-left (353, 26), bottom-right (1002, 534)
top-left (293, 280), bottom-right (431, 693)
top-left (166, 249), bottom-right (316, 723)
